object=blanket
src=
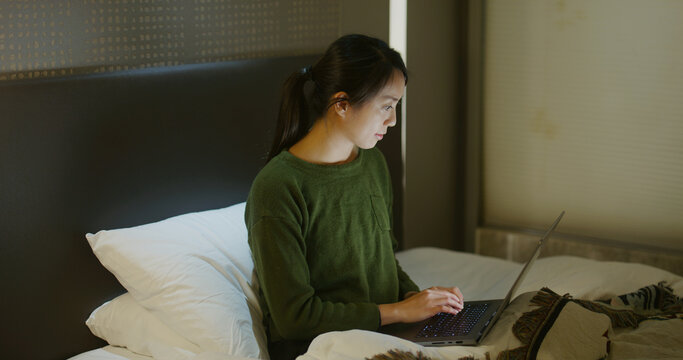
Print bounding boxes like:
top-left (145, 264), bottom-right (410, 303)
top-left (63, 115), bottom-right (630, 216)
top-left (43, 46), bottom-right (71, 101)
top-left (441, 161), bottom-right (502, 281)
top-left (362, 283), bottom-right (683, 360)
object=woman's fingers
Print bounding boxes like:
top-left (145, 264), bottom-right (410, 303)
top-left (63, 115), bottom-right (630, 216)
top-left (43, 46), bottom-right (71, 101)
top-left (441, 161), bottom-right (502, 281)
top-left (452, 286), bottom-right (464, 303)
top-left (428, 286), bottom-right (464, 306)
top-left (440, 304), bottom-right (459, 315)
top-left (426, 288), bottom-right (463, 311)
top-left (393, 286), bottom-right (466, 323)
top-left (450, 294), bottom-right (464, 310)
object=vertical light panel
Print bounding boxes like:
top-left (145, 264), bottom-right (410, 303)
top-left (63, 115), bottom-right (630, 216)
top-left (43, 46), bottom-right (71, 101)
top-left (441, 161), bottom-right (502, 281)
top-left (390, 0), bottom-right (407, 185)
top-left (483, 0), bottom-right (683, 250)
top-left (389, 0), bottom-right (407, 64)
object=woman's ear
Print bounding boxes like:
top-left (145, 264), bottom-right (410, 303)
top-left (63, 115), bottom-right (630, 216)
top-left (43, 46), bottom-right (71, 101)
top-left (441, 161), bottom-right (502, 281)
top-left (330, 91), bottom-right (350, 117)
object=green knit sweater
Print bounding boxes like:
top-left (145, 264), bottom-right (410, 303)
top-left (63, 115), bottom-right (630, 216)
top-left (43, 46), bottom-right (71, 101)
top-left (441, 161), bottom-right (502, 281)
top-left (245, 148), bottom-right (419, 347)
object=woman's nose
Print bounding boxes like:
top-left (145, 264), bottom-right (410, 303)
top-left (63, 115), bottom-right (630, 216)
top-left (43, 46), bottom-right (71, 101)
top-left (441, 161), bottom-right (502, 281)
top-left (385, 110), bottom-right (397, 127)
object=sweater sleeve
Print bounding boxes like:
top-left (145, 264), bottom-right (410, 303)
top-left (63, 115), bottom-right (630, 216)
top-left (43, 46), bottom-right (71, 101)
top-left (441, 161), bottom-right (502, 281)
top-left (248, 216), bottom-right (381, 341)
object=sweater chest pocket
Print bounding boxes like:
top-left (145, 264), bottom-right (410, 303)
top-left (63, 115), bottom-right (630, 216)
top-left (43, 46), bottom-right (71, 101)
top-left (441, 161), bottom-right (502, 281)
top-left (370, 195), bottom-right (391, 231)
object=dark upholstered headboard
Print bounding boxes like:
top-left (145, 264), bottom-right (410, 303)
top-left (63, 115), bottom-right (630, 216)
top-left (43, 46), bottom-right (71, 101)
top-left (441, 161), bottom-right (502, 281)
top-left (0, 55), bottom-right (403, 359)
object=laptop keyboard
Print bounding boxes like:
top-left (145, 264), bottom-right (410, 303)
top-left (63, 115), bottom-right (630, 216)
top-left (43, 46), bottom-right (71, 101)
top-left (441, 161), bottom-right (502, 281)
top-left (416, 303), bottom-right (489, 338)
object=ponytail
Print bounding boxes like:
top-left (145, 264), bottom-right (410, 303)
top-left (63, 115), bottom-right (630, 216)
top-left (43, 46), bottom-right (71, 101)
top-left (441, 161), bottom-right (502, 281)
top-left (267, 67), bottom-right (314, 162)
top-left (267, 34), bottom-right (408, 162)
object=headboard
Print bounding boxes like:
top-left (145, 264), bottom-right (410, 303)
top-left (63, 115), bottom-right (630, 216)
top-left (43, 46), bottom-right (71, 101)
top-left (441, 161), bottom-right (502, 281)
top-left (0, 55), bottom-right (403, 359)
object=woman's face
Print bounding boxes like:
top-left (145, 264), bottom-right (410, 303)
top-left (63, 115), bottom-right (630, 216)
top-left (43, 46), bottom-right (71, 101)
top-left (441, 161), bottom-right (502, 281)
top-left (342, 69), bottom-right (406, 150)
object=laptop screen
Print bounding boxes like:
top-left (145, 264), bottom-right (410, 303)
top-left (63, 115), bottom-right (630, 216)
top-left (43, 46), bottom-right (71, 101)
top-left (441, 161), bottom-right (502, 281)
top-left (477, 211), bottom-right (565, 341)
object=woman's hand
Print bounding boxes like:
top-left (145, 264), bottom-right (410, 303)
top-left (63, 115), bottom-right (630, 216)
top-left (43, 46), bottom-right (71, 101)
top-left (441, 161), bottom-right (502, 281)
top-left (379, 286), bottom-right (464, 326)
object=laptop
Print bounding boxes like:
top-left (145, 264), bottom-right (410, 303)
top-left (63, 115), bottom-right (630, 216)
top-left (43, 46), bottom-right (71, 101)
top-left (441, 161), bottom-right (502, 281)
top-left (382, 211), bottom-right (565, 346)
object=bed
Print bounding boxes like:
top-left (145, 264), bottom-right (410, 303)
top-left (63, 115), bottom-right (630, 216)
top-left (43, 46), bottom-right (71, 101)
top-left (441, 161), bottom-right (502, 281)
top-left (66, 205), bottom-right (683, 360)
top-left (2, 55), bottom-right (681, 360)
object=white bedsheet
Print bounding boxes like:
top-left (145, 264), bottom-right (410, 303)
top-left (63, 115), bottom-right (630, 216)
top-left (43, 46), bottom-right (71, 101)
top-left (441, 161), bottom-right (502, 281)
top-left (71, 247), bottom-right (683, 360)
top-left (70, 346), bottom-right (152, 360)
top-left (400, 247), bottom-right (683, 300)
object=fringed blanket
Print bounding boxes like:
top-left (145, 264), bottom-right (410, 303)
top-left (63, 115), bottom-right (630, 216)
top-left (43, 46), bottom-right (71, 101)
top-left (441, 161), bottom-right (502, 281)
top-left (601, 281), bottom-right (682, 315)
top-left (365, 350), bottom-right (491, 360)
top-left (365, 283), bottom-right (682, 360)
top-left (498, 282), bottom-right (682, 359)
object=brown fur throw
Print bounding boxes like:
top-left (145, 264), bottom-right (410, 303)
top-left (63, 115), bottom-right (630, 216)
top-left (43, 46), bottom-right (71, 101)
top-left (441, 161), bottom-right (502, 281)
top-left (365, 349), bottom-right (435, 360)
top-left (365, 349), bottom-right (488, 360)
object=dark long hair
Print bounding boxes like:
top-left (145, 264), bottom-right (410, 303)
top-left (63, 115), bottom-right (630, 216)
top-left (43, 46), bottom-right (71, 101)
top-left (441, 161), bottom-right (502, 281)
top-left (267, 34), bottom-right (408, 162)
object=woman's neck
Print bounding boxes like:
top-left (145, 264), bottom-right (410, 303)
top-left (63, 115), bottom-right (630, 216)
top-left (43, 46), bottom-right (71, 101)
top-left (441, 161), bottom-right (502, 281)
top-left (289, 118), bottom-right (358, 165)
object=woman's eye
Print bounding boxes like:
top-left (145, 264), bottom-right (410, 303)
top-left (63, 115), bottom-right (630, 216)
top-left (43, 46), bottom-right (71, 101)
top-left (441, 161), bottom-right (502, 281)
top-left (384, 105), bottom-right (393, 111)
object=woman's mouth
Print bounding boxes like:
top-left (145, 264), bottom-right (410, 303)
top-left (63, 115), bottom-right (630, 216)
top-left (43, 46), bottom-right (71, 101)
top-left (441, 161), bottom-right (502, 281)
top-left (375, 133), bottom-right (384, 140)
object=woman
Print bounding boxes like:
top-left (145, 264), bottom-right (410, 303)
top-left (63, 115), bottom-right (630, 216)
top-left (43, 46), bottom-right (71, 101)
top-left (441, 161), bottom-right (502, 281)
top-left (245, 34), bottom-right (464, 359)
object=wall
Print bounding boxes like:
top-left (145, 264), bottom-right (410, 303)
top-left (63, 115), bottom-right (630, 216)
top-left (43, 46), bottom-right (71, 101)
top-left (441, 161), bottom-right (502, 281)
top-left (339, 0), bottom-right (389, 41)
top-left (482, 0), bottom-right (683, 252)
top-left (403, 0), bottom-right (464, 250)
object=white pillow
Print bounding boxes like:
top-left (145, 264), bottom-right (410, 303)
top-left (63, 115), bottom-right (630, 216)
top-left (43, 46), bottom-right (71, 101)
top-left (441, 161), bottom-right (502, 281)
top-left (86, 202), bottom-right (268, 359)
top-left (86, 292), bottom-right (201, 356)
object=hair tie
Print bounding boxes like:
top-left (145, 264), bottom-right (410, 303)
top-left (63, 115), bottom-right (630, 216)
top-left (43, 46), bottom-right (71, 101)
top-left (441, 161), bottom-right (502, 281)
top-left (302, 66), bottom-right (315, 101)
top-left (302, 66), bottom-right (314, 82)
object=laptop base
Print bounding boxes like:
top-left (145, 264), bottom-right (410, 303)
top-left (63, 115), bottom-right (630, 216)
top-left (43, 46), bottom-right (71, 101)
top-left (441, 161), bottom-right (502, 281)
top-left (380, 299), bottom-right (503, 346)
